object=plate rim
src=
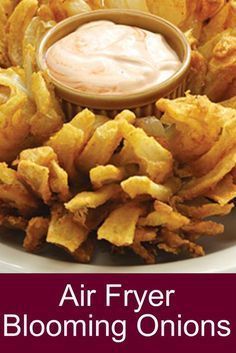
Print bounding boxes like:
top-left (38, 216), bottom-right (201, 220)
top-left (0, 243), bottom-right (235, 273)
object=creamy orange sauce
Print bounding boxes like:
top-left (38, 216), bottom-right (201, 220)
top-left (45, 20), bottom-right (182, 95)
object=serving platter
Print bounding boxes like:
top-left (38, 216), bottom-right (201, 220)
top-left (0, 209), bottom-right (235, 273)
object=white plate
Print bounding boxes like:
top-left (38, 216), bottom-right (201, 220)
top-left (0, 210), bottom-right (235, 273)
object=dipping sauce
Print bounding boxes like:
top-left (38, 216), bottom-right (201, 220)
top-left (45, 20), bottom-right (182, 95)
